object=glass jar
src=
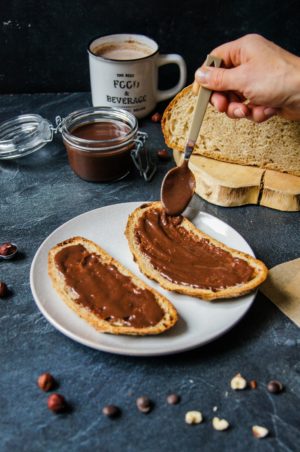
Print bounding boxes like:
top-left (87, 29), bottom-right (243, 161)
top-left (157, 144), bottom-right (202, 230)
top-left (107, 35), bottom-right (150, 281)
top-left (62, 107), bottom-right (142, 182)
top-left (0, 107), bottom-right (155, 182)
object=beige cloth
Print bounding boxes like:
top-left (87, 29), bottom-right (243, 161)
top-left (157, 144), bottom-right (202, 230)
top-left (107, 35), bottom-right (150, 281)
top-left (260, 258), bottom-right (300, 327)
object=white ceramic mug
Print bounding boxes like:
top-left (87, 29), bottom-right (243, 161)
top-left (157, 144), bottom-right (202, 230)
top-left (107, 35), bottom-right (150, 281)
top-left (88, 34), bottom-right (187, 118)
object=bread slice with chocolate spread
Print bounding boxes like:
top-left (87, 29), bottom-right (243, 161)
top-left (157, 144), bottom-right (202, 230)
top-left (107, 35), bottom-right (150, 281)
top-left (48, 236), bottom-right (178, 335)
top-left (125, 202), bottom-right (268, 301)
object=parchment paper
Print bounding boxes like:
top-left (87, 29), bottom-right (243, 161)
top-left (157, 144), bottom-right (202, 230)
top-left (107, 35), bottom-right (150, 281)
top-left (260, 258), bottom-right (300, 327)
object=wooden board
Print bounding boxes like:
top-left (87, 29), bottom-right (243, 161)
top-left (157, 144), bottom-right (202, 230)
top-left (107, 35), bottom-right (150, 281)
top-left (173, 150), bottom-right (300, 211)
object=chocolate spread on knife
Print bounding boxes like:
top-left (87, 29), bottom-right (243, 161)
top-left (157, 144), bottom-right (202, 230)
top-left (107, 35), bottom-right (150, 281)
top-left (55, 244), bottom-right (164, 328)
top-left (135, 208), bottom-right (254, 290)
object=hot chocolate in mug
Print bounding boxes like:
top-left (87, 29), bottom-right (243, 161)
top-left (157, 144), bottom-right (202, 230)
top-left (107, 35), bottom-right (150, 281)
top-left (88, 34), bottom-right (187, 118)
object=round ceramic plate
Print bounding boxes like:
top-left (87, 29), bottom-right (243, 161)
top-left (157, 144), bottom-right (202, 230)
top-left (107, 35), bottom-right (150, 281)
top-left (30, 201), bottom-right (256, 356)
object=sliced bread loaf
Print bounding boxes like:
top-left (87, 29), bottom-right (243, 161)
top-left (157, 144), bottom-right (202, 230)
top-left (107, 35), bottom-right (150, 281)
top-left (162, 85), bottom-right (300, 177)
top-left (48, 236), bottom-right (178, 335)
top-left (125, 202), bottom-right (268, 301)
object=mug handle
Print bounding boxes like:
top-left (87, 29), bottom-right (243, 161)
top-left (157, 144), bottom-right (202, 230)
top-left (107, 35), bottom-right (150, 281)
top-left (156, 54), bottom-right (187, 102)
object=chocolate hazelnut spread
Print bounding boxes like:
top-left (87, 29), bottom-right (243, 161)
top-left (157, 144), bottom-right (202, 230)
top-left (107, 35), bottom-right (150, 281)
top-left (63, 121), bottom-right (134, 182)
top-left (71, 122), bottom-right (130, 141)
top-left (161, 160), bottom-right (196, 215)
top-left (134, 208), bottom-right (254, 290)
top-left (54, 244), bottom-right (164, 328)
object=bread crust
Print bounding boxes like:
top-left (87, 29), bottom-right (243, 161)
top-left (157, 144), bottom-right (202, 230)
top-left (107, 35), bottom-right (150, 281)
top-left (48, 236), bottom-right (178, 335)
top-left (161, 85), bottom-right (300, 177)
top-left (125, 202), bottom-right (268, 301)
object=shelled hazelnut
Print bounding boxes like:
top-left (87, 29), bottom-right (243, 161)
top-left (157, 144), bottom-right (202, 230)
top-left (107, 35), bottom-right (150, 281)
top-left (252, 425), bottom-right (269, 439)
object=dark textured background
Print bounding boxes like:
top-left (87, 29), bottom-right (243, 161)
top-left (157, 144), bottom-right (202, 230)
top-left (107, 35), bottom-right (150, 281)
top-left (1, 1), bottom-right (300, 451)
top-left (1, 0), bottom-right (300, 93)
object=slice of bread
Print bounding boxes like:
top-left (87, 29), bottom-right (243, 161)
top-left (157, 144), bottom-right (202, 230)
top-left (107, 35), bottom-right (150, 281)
top-left (48, 236), bottom-right (178, 335)
top-left (162, 85), bottom-right (300, 177)
top-left (125, 202), bottom-right (268, 301)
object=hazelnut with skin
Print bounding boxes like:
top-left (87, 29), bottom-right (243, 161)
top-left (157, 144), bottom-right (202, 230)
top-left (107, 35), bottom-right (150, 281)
top-left (0, 282), bottom-right (8, 298)
top-left (37, 373), bottom-right (56, 392)
top-left (151, 112), bottom-right (162, 123)
top-left (157, 149), bottom-right (171, 161)
top-left (47, 393), bottom-right (68, 413)
top-left (0, 242), bottom-right (17, 256)
top-left (102, 405), bottom-right (121, 418)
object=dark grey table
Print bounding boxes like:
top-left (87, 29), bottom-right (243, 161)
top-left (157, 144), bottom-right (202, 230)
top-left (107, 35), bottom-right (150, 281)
top-left (1, 93), bottom-right (299, 452)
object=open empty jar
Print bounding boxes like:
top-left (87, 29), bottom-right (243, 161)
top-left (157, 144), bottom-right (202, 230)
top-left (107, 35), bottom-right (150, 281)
top-left (0, 107), bottom-right (155, 182)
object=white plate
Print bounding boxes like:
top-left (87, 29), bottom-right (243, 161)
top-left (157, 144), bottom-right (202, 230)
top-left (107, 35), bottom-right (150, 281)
top-left (30, 202), bottom-right (256, 356)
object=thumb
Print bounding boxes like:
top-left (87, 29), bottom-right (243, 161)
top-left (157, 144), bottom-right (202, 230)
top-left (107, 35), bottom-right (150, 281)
top-left (195, 66), bottom-right (242, 92)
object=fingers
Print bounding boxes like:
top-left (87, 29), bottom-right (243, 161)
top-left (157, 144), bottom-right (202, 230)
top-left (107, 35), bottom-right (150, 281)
top-left (211, 92), bottom-right (248, 117)
top-left (227, 102), bottom-right (250, 119)
top-left (195, 65), bottom-right (243, 92)
top-left (193, 79), bottom-right (278, 122)
top-left (210, 93), bottom-right (278, 122)
top-left (210, 92), bottom-right (228, 113)
top-left (208, 38), bottom-right (244, 67)
top-left (209, 34), bottom-right (265, 67)
top-left (246, 104), bottom-right (278, 122)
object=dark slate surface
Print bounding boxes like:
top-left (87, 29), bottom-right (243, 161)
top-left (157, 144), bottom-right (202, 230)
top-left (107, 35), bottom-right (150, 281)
top-left (0, 93), bottom-right (300, 452)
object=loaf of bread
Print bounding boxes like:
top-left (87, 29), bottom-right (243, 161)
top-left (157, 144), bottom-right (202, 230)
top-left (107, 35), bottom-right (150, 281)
top-left (162, 85), bottom-right (300, 177)
top-left (48, 236), bottom-right (178, 335)
top-left (125, 203), bottom-right (268, 301)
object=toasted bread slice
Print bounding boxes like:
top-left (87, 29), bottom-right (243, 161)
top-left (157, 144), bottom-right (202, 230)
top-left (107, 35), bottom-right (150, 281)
top-left (125, 202), bottom-right (268, 301)
top-left (48, 236), bottom-right (178, 335)
top-left (161, 85), bottom-right (300, 177)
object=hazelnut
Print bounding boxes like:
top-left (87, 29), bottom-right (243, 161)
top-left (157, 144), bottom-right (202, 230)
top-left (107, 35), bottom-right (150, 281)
top-left (167, 393), bottom-right (181, 405)
top-left (47, 393), bottom-right (67, 413)
top-left (102, 405), bottom-right (121, 418)
top-left (252, 425), bottom-right (269, 439)
top-left (185, 410), bottom-right (203, 425)
top-left (136, 396), bottom-right (153, 413)
top-left (37, 373), bottom-right (56, 392)
top-left (230, 373), bottom-right (247, 390)
top-left (267, 380), bottom-right (283, 394)
top-left (0, 282), bottom-right (8, 298)
top-left (151, 112), bottom-right (162, 123)
top-left (249, 380), bottom-right (257, 389)
top-left (212, 417), bottom-right (230, 431)
top-left (157, 149), bottom-right (171, 160)
top-left (0, 242), bottom-right (17, 256)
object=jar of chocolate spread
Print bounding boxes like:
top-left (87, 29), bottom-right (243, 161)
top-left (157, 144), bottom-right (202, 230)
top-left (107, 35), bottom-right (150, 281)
top-left (0, 107), bottom-right (155, 182)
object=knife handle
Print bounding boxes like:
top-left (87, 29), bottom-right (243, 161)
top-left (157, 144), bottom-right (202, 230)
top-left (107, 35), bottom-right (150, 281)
top-left (187, 54), bottom-right (222, 145)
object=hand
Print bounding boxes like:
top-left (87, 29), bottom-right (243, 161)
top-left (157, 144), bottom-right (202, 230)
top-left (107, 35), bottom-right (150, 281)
top-left (194, 34), bottom-right (300, 122)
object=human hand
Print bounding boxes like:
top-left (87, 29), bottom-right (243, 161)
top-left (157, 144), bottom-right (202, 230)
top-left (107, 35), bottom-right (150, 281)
top-left (194, 34), bottom-right (300, 122)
